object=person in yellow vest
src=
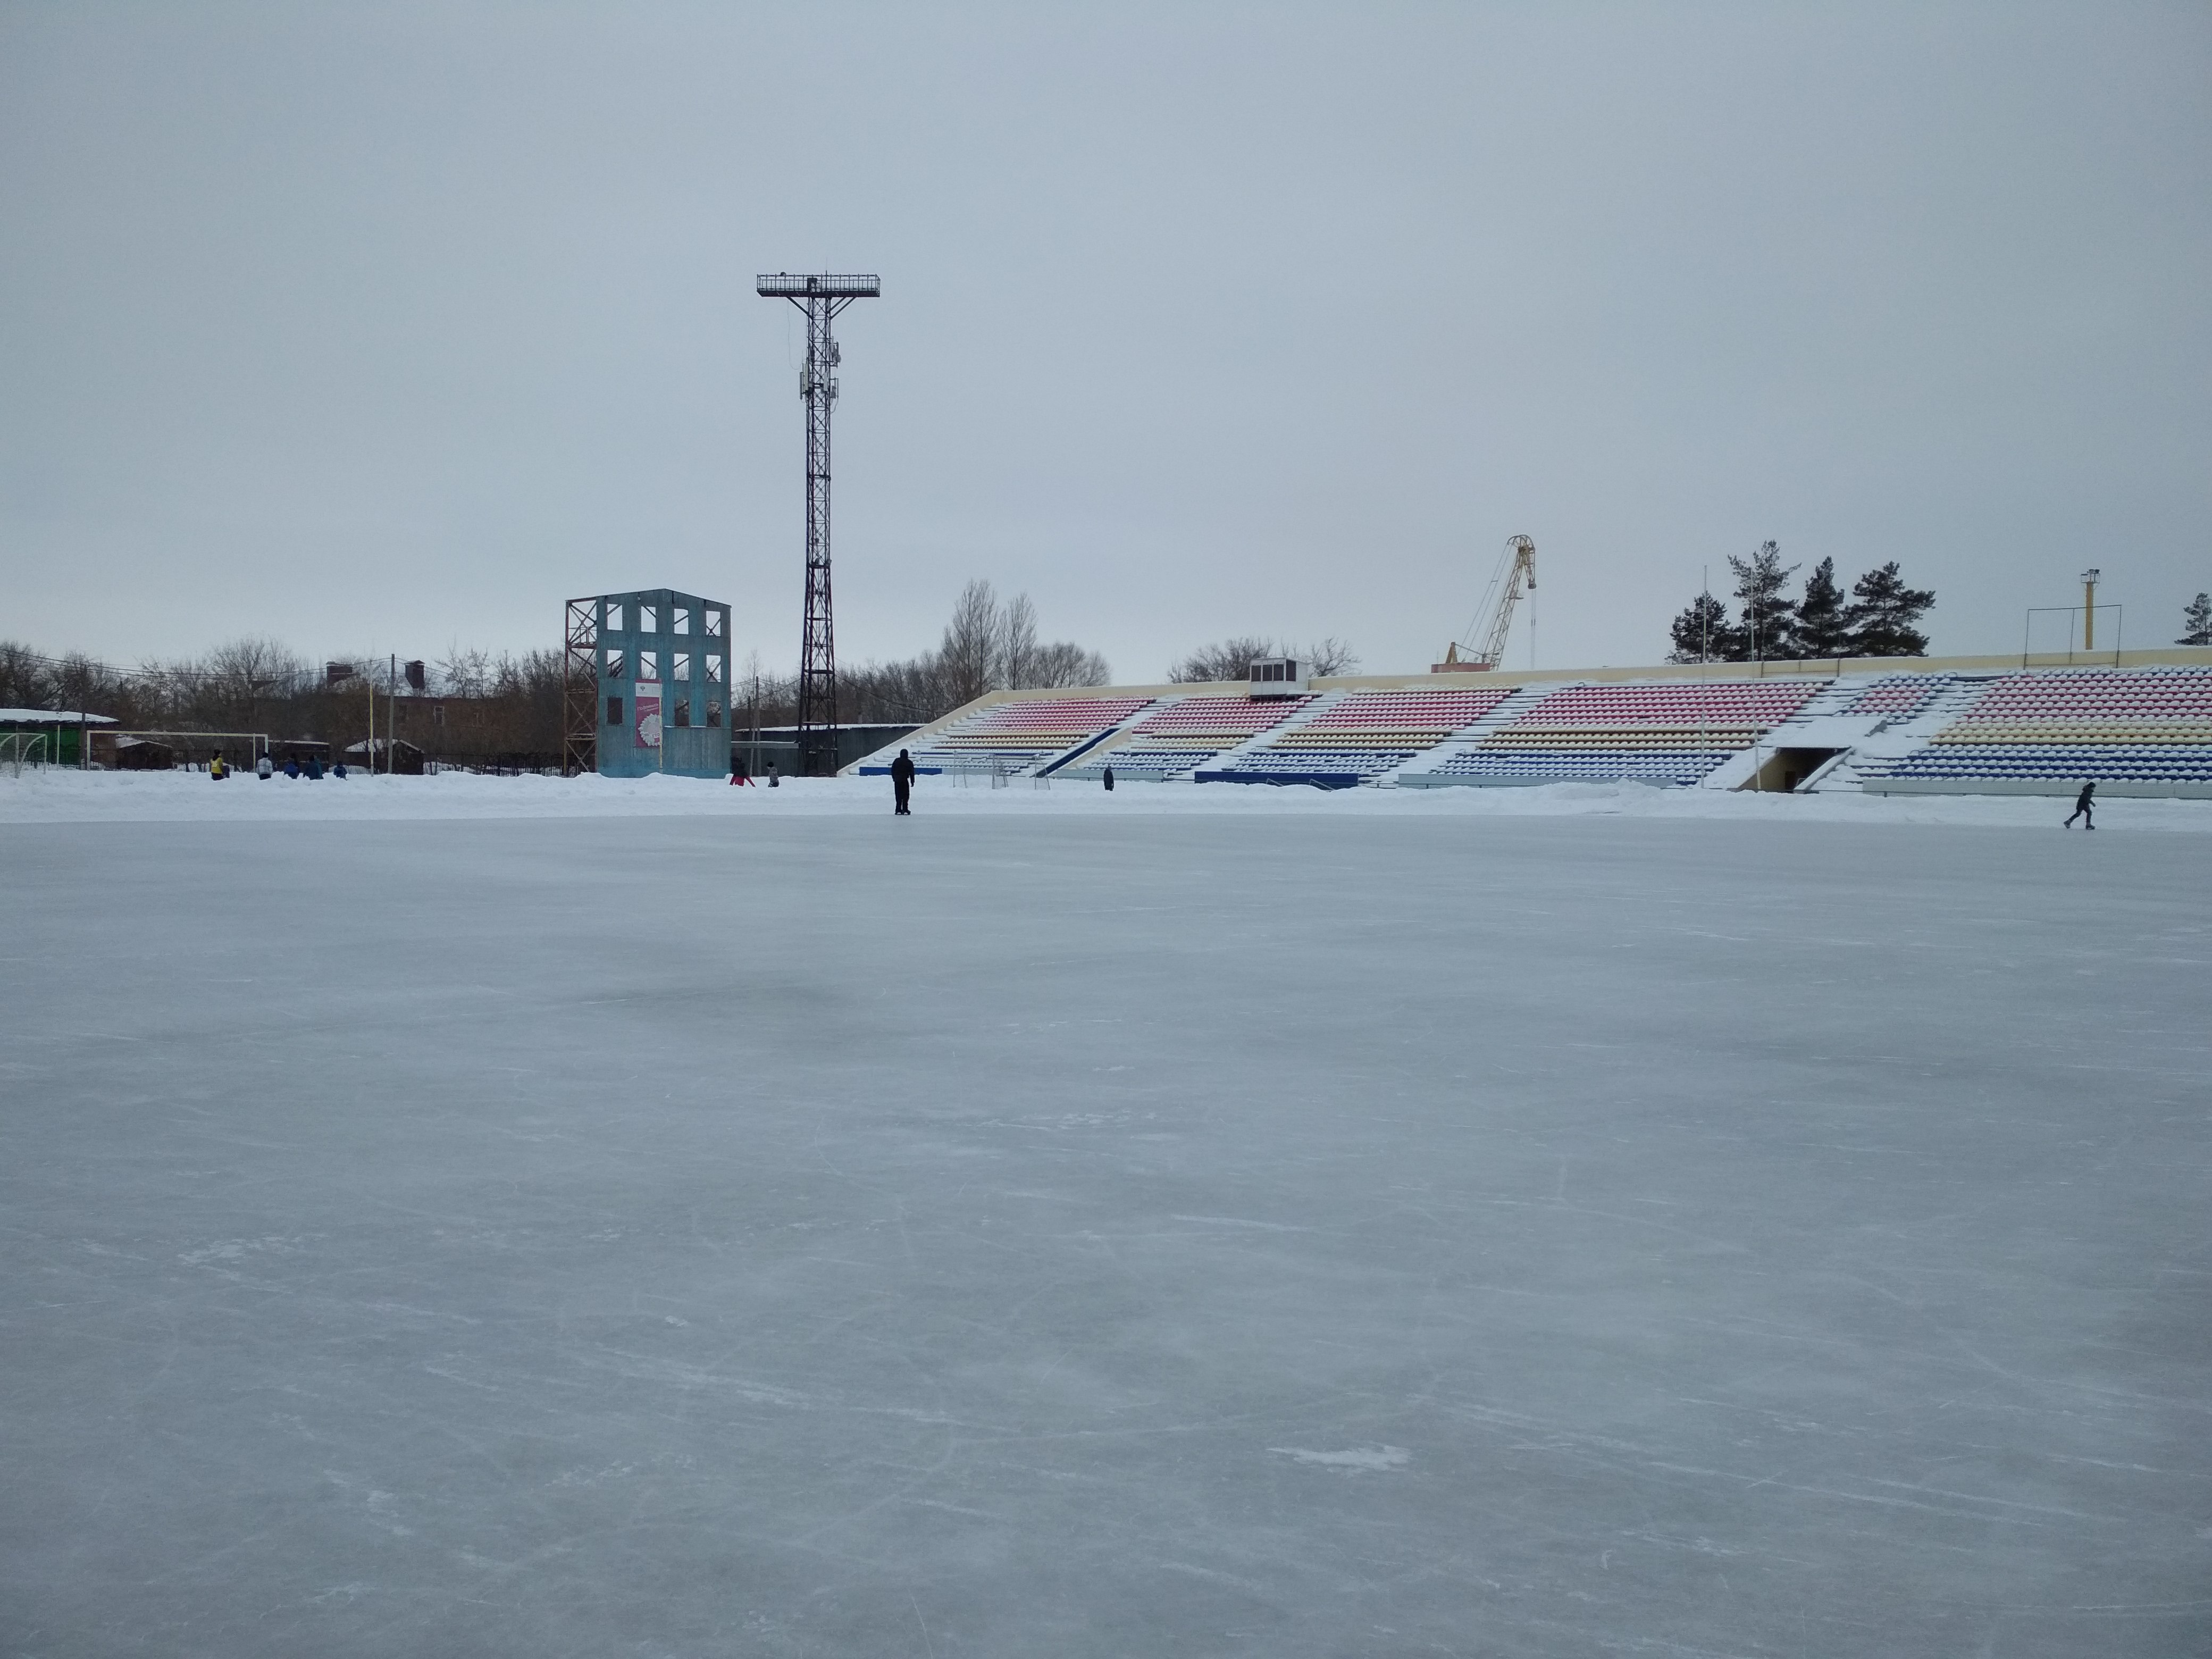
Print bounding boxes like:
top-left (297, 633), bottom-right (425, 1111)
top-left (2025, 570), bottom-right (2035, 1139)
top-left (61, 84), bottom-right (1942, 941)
top-left (210, 752), bottom-right (227, 780)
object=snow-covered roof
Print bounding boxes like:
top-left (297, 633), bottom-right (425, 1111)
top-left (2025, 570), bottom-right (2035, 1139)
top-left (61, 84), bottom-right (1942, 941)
top-left (0, 708), bottom-right (117, 725)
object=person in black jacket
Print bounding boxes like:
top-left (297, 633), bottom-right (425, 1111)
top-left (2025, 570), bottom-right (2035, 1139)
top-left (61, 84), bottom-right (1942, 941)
top-left (2063, 780), bottom-right (2096, 829)
top-left (890, 749), bottom-right (916, 815)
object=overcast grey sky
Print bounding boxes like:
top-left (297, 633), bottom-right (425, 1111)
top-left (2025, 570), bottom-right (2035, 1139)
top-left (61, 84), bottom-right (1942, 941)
top-left (3, 2), bottom-right (2207, 680)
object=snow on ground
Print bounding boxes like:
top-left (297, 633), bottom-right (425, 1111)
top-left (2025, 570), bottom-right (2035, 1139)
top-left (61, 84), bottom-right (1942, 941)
top-left (3, 802), bottom-right (2208, 1656)
top-left (6, 761), bottom-right (2212, 831)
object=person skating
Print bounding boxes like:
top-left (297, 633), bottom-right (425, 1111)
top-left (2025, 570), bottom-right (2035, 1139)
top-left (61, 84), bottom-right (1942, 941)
top-left (2064, 780), bottom-right (2096, 829)
top-left (890, 748), bottom-right (916, 815)
top-left (1103, 765), bottom-right (1115, 792)
top-left (730, 755), bottom-right (753, 786)
top-left (256, 753), bottom-right (273, 780)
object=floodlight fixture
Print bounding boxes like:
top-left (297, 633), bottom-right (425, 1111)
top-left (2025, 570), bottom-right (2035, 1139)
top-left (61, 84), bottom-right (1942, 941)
top-left (756, 273), bottom-right (881, 300)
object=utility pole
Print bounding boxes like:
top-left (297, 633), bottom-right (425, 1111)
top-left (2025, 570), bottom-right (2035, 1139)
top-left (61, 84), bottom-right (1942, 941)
top-left (2081, 568), bottom-right (2100, 652)
top-left (757, 272), bottom-right (881, 775)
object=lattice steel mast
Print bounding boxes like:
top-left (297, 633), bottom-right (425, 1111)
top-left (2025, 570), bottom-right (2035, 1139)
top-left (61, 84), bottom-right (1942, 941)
top-left (757, 272), bottom-right (881, 775)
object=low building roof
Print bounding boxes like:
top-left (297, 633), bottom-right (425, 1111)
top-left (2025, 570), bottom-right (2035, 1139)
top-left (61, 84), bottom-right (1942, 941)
top-left (0, 708), bottom-right (118, 725)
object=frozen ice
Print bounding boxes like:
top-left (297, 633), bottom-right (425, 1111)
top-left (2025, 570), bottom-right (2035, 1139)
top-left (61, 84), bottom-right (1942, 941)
top-left (3, 775), bottom-right (2208, 1655)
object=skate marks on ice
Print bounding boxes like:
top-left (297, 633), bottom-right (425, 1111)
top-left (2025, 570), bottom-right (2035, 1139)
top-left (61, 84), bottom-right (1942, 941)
top-left (1, 813), bottom-right (2208, 1656)
top-left (1268, 1444), bottom-right (1411, 1472)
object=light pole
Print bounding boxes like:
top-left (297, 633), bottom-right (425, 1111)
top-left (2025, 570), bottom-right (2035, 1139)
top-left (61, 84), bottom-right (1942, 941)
top-left (756, 272), bottom-right (881, 775)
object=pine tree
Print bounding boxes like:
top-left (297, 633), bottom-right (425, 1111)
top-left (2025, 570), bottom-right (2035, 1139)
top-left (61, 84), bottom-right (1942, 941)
top-left (1845, 562), bottom-right (1935, 657)
top-left (1666, 593), bottom-right (1738, 663)
top-left (1727, 542), bottom-right (1798, 661)
top-left (1793, 557), bottom-right (1853, 658)
top-left (2180, 592), bottom-right (2212, 647)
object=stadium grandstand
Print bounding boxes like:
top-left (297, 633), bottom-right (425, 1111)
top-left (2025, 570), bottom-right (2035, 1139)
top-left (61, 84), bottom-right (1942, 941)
top-left (853, 649), bottom-right (2212, 799)
top-left (1058, 694), bottom-right (1315, 781)
top-left (889, 696), bottom-right (1154, 777)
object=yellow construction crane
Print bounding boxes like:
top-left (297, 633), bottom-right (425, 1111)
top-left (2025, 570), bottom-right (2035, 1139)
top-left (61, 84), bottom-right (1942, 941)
top-left (1440, 535), bottom-right (1536, 671)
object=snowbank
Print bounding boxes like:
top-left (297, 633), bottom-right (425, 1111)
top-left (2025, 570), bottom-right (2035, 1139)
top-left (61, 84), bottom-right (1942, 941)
top-left (5, 764), bottom-right (2211, 831)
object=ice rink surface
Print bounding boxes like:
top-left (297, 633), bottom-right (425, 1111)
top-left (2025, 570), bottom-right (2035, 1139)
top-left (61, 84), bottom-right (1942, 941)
top-left (4, 784), bottom-right (2209, 1656)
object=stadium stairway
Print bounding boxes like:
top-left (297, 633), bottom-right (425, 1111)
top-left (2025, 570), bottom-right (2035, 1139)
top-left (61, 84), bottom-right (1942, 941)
top-left (1402, 677), bottom-right (1830, 790)
top-left (853, 695), bottom-right (1156, 778)
top-left (1690, 677), bottom-right (1865, 791)
top-left (1817, 675), bottom-right (1995, 791)
top-left (1858, 665), bottom-right (2212, 798)
top-left (1196, 686), bottom-right (1530, 787)
top-left (1053, 692), bottom-right (1323, 781)
top-left (1179, 692), bottom-right (1352, 784)
top-left (1390, 683), bottom-right (1559, 786)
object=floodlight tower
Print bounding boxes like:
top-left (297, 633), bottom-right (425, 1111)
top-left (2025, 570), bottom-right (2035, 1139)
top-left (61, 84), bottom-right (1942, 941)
top-left (757, 272), bottom-right (881, 775)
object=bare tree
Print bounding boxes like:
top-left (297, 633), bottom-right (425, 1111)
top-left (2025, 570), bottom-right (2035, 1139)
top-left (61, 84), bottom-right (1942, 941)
top-left (841, 656), bottom-right (946, 723)
top-left (1169, 636), bottom-right (1277, 683)
top-left (10, 571), bottom-right (1119, 749)
top-left (1028, 640), bottom-right (1111, 688)
top-left (937, 579), bottom-right (1001, 706)
top-left (437, 647), bottom-right (492, 699)
top-left (206, 638), bottom-right (306, 694)
top-left (132, 655), bottom-right (204, 719)
top-left (0, 641), bottom-right (54, 708)
top-left (1169, 635), bottom-right (1359, 683)
top-left (741, 649), bottom-right (763, 740)
top-left (0, 643), bottom-right (189, 726)
top-left (195, 638), bottom-right (308, 728)
top-left (996, 592), bottom-right (1040, 690)
top-left (47, 652), bottom-right (125, 716)
top-left (1303, 636), bottom-right (1360, 676)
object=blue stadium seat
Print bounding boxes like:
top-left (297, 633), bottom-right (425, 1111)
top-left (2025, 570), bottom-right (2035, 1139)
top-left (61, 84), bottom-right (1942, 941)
top-left (1425, 747), bottom-right (1736, 786)
top-left (1197, 748), bottom-right (1416, 787)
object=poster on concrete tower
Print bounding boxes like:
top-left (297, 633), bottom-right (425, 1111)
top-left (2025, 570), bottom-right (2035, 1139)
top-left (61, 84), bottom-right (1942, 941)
top-left (634, 680), bottom-right (663, 749)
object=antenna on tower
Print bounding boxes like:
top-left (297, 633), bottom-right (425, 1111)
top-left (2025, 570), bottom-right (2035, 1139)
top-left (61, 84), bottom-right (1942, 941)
top-left (757, 272), bottom-right (881, 775)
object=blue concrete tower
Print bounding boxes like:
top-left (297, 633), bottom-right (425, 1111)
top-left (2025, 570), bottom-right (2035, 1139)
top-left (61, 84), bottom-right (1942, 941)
top-left (590, 590), bottom-right (732, 778)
